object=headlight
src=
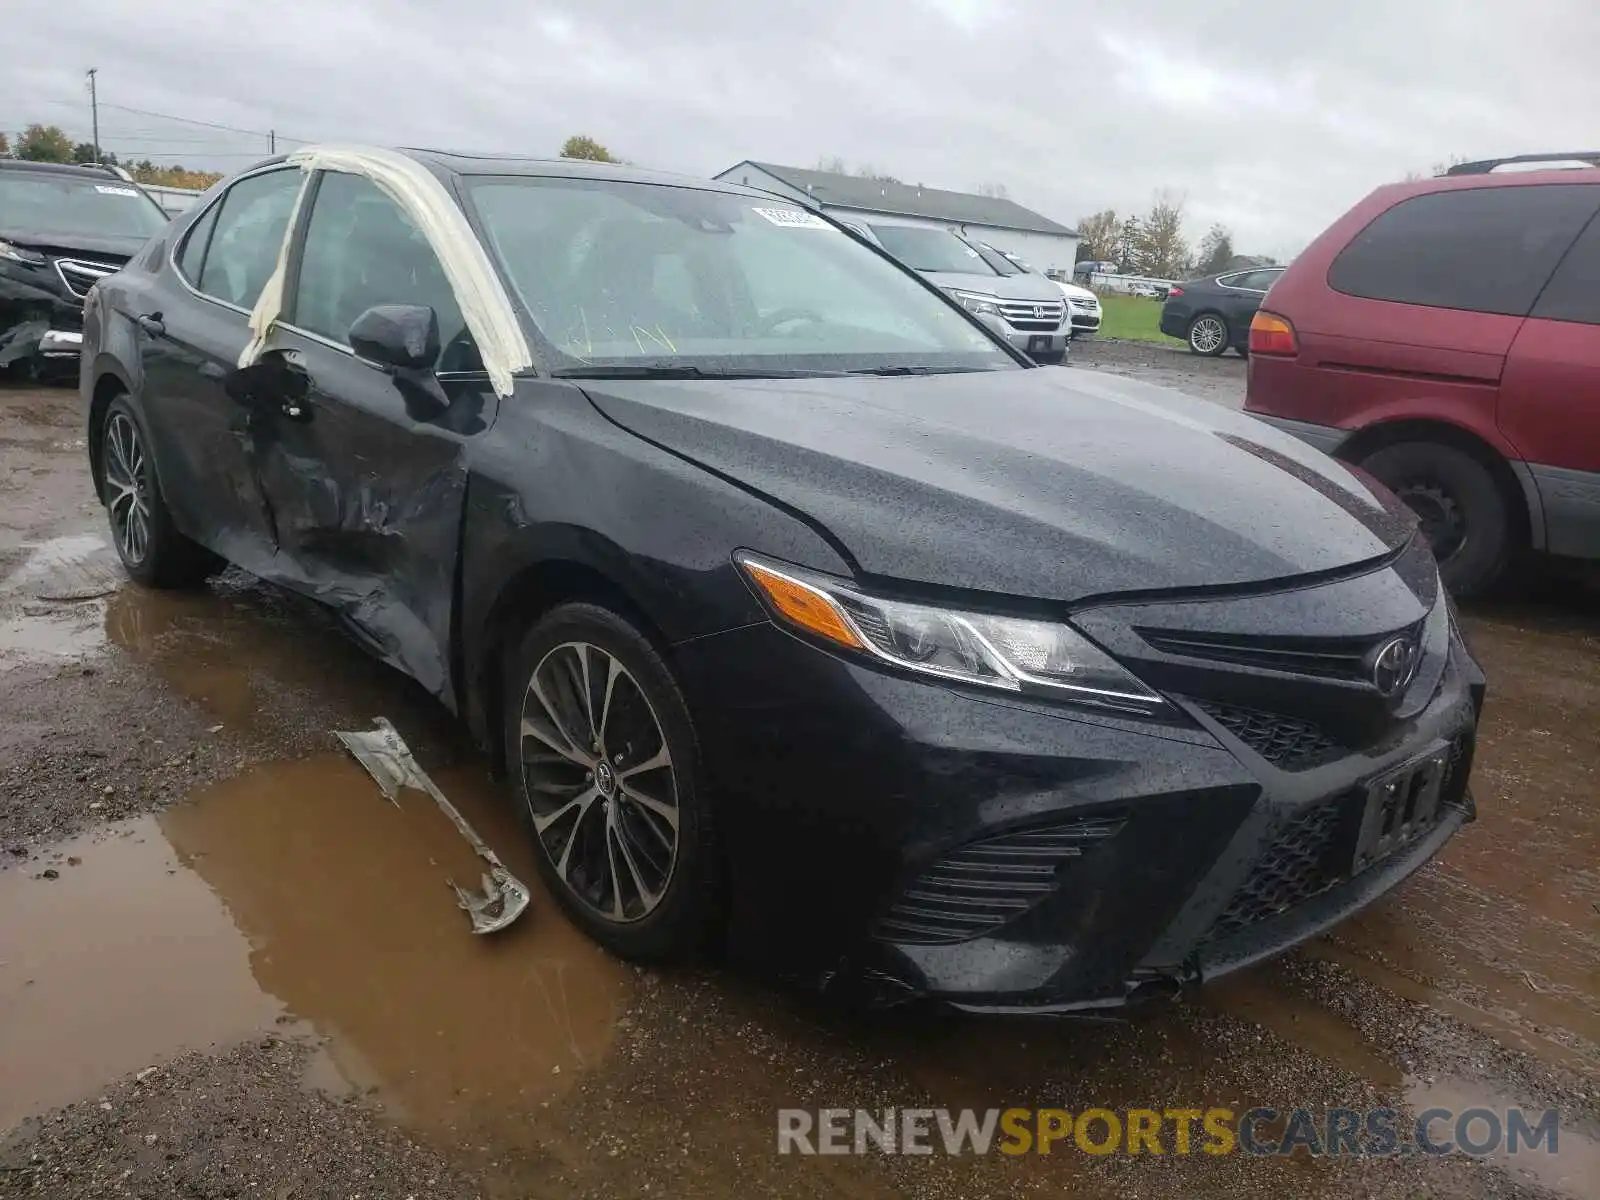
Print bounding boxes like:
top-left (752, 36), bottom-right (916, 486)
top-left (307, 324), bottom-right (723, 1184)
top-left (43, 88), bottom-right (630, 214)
top-left (949, 289), bottom-right (1003, 319)
top-left (737, 553), bottom-right (1167, 715)
top-left (0, 239), bottom-right (48, 267)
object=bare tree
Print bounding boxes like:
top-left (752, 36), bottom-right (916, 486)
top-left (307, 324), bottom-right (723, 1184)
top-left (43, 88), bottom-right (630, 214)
top-left (975, 182), bottom-right (1009, 200)
top-left (814, 155), bottom-right (849, 174)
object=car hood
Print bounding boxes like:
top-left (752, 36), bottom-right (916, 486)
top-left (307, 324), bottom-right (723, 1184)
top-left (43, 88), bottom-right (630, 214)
top-left (0, 227), bottom-right (147, 261)
top-left (1054, 281), bottom-right (1098, 304)
top-left (918, 270), bottom-right (1065, 302)
top-left (579, 367), bottom-right (1418, 601)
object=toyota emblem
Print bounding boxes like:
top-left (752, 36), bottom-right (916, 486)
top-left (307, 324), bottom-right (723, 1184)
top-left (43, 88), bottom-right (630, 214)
top-left (1370, 636), bottom-right (1419, 697)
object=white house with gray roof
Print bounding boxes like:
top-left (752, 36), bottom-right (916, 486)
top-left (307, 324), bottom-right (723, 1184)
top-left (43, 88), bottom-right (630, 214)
top-left (714, 161), bottom-right (1080, 274)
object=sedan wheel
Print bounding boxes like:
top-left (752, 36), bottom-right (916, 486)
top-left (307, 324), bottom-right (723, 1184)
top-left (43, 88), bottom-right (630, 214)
top-left (99, 397), bottom-right (219, 588)
top-left (506, 603), bottom-right (716, 960)
top-left (1187, 314), bottom-right (1228, 356)
top-left (104, 411), bottom-right (152, 568)
top-left (521, 641), bottom-right (679, 922)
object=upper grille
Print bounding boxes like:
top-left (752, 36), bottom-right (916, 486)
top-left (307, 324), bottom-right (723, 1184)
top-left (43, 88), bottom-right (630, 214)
top-left (1140, 627), bottom-right (1400, 683)
top-left (1195, 700), bottom-right (1343, 770)
top-left (875, 814), bottom-right (1124, 946)
top-left (54, 257), bottom-right (119, 299)
top-left (1206, 793), bottom-right (1353, 941)
top-left (999, 299), bottom-right (1065, 331)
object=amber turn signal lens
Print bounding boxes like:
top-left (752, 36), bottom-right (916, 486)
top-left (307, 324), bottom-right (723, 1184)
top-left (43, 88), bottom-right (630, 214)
top-left (1249, 310), bottom-right (1298, 357)
top-left (741, 561), bottom-right (864, 650)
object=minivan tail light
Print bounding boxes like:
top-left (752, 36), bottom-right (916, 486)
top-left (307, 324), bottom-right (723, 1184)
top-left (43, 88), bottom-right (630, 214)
top-left (1249, 311), bottom-right (1298, 357)
top-left (1165, 285), bottom-right (1184, 298)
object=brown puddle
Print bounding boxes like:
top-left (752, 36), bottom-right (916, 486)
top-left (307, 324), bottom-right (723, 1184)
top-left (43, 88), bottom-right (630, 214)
top-left (1, 752), bottom-right (633, 1142)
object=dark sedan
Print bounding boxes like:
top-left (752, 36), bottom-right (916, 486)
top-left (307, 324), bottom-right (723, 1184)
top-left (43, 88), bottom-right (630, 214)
top-left (1160, 267), bottom-right (1285, 356)
top-left (1, 160), bottom-right (168, 378)
top-left (80, 148), bottom-right (1482, 1013)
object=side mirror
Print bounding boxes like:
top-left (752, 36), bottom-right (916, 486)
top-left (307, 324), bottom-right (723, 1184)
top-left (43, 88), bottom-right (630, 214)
top-left (348, 304), bottom-right (439, 371)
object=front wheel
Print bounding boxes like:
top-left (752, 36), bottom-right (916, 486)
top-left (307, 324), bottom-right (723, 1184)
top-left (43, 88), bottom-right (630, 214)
top-left (503, 602), bottom-right (718, 962)
top-left (100, 397), bottom-right (220, 588)
top-left (1187, 313), bottom-right (1229, 356)
top-left (1359, 441), bottom-right (1513, 598)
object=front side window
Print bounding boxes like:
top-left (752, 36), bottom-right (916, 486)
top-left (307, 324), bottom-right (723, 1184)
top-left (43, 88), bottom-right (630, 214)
top-left (1327, 185), bottom-right (1600, 316)
top-left (198, 168), bottom-right (303, 309)
top-left (290, 171), bottom-right (471, 368)
top-left (468, 178), bottom-right (1012, 376)
top-left (0, 171), bottom-right (168, 241)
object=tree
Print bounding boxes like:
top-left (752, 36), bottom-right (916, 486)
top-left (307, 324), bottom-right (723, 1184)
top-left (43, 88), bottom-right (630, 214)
top-left (0, 131), bottom-right (9, 157)
top-left (975, 182), bottom-right (1009, 200)
top-left (1195, 223), bottom-right (1234, 276)
top-left (126, 163), bottom-right (222, 189)
top-left (1075, 209), bottom-right (1120, 262)
top-left (15, 124), bottom-right (74, 163)
top-left (1114, 214), bottom-right (1144, 274)
top-left (1136, 192), bottom-right (1189, 278)
top-left (560, 135), bottom-right (617, 162)
top-left (814, 155), bottom-right (849, 174)
top-left (71, 142), bottom-right (118, 167)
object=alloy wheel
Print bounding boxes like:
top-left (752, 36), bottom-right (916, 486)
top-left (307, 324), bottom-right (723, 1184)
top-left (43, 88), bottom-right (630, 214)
top-left (1189, 315), bottom-right (1226, 354)
top-left (518, 641), bottom-right (680, 923)
top-left (103, 412), bottom-right (152, 566)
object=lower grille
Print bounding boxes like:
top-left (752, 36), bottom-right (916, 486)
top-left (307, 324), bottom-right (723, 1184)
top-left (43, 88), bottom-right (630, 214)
top-left (1196, 700), bottom-right (1343, 770)
top-left (875, 814), bottom-right (1124, 946)
top-left (1206, 793), bottom-right (1354, 941)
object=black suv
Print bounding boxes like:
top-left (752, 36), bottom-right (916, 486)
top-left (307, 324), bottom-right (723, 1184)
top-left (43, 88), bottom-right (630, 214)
top-left (0, 160), bottom-right (169, 377)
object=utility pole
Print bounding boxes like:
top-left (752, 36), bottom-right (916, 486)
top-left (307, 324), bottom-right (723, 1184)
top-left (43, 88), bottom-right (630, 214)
top-left (86, 68), bottom-right (100, 163)
top-left (269, 129), bottom-right (276, 154)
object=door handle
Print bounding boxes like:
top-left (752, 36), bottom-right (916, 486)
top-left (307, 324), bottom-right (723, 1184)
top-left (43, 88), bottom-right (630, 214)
top-left (136, 312), bottom-right (165, 337)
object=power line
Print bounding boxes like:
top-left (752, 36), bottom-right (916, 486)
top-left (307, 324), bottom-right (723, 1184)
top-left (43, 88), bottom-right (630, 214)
top-left (97, 101), bottom-right (307, 145)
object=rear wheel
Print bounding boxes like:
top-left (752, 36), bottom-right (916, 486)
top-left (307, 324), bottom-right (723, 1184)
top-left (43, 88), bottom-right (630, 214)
top-left (1187, 313), bottom-right (1228, 356)
top-left (100, 397), bottom-right (219, 588)
top-left (503, 602), bottom-right (717, 963)
top-left (1359, 440), bottom-right (1512, 597)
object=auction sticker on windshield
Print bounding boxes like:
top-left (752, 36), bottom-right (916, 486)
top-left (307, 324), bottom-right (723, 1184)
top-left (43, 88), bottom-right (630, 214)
top-left (752, 206), bottom-right (831, 229)
top-left (94, 185), bottom-right (140, 196)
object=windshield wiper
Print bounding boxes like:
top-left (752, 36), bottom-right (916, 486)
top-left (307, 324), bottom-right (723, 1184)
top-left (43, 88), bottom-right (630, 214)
top-left (551, 363), bottom-right (843, 380)
top-left (844, 365), bottom-right (996, 376)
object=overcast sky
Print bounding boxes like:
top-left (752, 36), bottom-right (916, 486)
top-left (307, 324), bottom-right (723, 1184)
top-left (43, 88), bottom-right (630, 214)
top-left (3, 0), bottom-right (1594, 259)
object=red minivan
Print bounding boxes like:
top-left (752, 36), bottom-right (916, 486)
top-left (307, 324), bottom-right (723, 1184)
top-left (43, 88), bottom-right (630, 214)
top-left (1245, 153), bottom-right (1600, 596)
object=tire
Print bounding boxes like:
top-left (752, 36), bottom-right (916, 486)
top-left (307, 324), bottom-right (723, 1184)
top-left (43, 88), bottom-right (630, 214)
top-left (100, 397), bottom-right (220, 588)
top-left (1187, 313), bottom-right (1229, 356)
top-left (1359, 441), bottom-right (1513, 598)
top-left (502, 602), bottom-right (718, 963)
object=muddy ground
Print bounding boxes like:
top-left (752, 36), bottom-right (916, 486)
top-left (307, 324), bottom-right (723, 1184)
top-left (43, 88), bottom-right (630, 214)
top-left (1, 350), bottom-right (1596, 1199)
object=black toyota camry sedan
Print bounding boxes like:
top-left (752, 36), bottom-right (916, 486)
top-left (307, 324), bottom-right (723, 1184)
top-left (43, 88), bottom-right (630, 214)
top-left (79, 147), bottom-right (1484, 1013)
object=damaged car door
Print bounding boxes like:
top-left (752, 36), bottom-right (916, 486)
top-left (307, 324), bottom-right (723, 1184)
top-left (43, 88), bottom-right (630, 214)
top-left (136, 166), bottom-right (304, 566)
top-left (241, 169), bottom-right (494, 699)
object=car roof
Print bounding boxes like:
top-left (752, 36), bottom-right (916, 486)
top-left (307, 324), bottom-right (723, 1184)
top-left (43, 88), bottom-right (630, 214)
top-left (0, 159), bottom-right (128, 180)
top-left (397, 147), bottom-right (770, 197)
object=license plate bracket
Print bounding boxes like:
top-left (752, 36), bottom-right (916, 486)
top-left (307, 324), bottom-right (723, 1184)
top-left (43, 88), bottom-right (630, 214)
top-left (1351, 742), bottom-right (1450, 874)
top-left (1028, 335), bottom-right (1051, 352)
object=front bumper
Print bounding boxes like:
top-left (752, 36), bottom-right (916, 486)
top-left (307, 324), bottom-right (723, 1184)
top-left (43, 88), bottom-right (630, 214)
top-left (1069, 308), bottom-right (1101, 334)
top-left (676, 602), bottom-right (1482, 1012)
top-left (999, 327), bottom-right (1069, 362)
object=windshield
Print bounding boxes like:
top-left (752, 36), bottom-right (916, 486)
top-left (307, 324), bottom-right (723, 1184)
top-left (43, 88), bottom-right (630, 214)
top-left (468, 178), bottom-right (1015, 376)
top-left (969, 240), bottom-right (1025, 276)
top-left (867, 225), bottom-right (1000, 276)
top-left (0, 172), bottom-right (168, 241)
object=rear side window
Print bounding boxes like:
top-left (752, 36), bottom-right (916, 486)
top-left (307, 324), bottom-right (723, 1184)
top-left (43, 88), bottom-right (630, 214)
top-left (177, 202), bottom-right (219, 281)
top-left (198, 168), bottom-right (303, 309)
top-left (1531, 212), bottom-right (1600, 325)
top-left (1327, 184), bottom-right (1600, 316)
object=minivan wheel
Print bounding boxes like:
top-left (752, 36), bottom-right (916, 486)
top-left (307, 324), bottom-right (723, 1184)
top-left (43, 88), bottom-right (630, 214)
top-left (1359, 441), bottom-right (1511, 598)
top-left (1187, 314), bottom-right (1228, 356)
top-left (503, 602), bottom-right (717, 963)
top-left (100, 398), bottom-right (220, 588)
